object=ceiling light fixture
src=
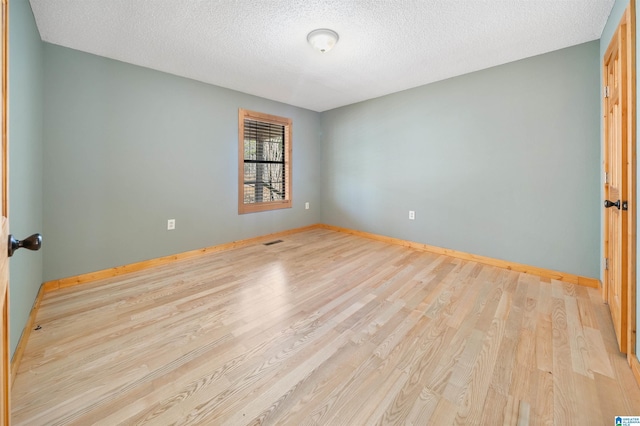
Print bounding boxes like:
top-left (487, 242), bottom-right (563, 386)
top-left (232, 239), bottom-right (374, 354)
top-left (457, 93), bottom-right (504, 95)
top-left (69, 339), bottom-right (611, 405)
top-left (307, 29), bottom-right (339, 53)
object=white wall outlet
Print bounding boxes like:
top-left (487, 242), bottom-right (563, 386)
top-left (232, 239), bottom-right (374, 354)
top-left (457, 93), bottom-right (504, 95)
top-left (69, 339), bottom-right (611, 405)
top-left (167, 219), bottom-right (175, 230)
top-left (305, 202), bottom-right (310, 210)
top-left (409, 210), bottom-right (415, 220)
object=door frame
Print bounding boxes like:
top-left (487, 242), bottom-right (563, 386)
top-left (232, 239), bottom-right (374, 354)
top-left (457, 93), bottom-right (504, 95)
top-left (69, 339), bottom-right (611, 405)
top-left (602, 0), bottom-right (637, 363)
top-left (625, 0), bottom-right (640, 380)
top-left (0, 0), bottom-right (7, 422)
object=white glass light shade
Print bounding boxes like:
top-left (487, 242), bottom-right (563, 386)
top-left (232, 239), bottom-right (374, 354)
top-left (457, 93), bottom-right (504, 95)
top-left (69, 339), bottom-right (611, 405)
top-left (307, 29), bottom-right (339, 53)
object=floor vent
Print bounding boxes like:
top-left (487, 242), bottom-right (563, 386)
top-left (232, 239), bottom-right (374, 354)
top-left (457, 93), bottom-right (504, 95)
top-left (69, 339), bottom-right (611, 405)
top-left (264, 240), bottom-right (284, 246)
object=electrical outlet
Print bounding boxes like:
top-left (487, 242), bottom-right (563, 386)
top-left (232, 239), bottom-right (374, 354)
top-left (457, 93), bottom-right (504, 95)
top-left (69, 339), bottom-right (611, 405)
top-left (409, 211), bottom-right (415, 220)
top-left (167, 219), bottom-right (175, 230)
top-left (305, 202), bottom-right (310, 210)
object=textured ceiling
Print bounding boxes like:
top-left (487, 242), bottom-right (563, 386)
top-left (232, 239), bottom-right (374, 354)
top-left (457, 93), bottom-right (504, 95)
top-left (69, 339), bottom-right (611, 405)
top-left (29, 0), bottom-right (614, 112)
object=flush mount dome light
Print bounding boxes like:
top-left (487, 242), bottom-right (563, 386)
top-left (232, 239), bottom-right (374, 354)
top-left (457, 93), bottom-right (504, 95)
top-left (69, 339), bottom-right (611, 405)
top-left (307, 28), bottom-right (339, 53)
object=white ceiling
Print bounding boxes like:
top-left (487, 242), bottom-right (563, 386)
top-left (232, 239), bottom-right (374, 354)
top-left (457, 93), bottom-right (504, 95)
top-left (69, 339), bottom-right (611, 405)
top-left (29, 0), bottom-right (615, 112)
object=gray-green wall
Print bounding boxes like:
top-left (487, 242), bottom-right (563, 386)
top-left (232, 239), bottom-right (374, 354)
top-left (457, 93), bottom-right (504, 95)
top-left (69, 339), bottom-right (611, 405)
top-left (320, 42), bottom-right (600, 278)
top-left (11, 3), bottom-right (619, 360)
top-left (9, 0), bottom-right (44, 356)
top-left (43, 44), bottom-right (321, 281)
top-left (43, 41), bottom-right (601, 286)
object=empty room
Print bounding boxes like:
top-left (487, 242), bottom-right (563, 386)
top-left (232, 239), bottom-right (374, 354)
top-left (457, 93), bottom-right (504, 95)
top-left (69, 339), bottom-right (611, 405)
top-left (2, 0), bottom-right (640, 424)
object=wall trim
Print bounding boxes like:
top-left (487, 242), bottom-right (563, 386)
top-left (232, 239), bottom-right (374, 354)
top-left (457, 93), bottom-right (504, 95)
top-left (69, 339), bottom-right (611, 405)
top-left (319, 224), bottom-right (601, 288)
top-left (11, 223), bottom-right (602, 384)
top-left (626, 0), bottom-right (638, 383)
top-left (42, 224), bottom-right (322, 292)
top-left (10, 283), bottom-right (45, 387)
top-left (42, 223), bottom-right (601, 294)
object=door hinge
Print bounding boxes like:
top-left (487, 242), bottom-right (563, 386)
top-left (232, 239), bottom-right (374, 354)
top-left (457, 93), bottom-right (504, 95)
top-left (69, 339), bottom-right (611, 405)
top-left (604, 86), bottom-right (610, 98)
top-left (605, 258), bottom-right (609, 270)
top-left (604, 171), bottom-right (609, 184)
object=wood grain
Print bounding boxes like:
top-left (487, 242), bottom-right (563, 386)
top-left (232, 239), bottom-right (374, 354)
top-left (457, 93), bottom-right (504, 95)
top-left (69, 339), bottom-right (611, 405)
top-left (602, 0), bottom-right (636, 356)
top-left (0, 0), bottom-right (8, 423)
top-left (42, 224), bottom-right (320, 291)
top-left (42, 224), bottom-right (603, 298)
top-left (11, 229), bottom-right (640, 424)
top-left (631, 353), bottom-right (640, 389)
top-left (319, 224), bottom-right (601, 288)
top-left (9, 284), bottom-right (45, 387)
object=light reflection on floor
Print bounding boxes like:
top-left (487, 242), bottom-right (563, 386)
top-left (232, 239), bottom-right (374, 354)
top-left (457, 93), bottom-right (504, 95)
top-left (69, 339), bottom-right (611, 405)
top-left (238, 261), bottom-right (290, 323)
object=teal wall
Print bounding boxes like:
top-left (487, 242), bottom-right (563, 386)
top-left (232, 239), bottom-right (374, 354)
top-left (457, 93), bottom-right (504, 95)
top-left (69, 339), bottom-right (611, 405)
top-left (9, 2), bottom-right (621, 360)
top-left (320, 42), bottom-right (600, 278)
top-left (9, 0), bottom-right (44, 356)
top-left (599, 0), bottom-right (640, 363)
top-left (42, 44), bottom-right (321, 281)
top-left (43, 41), bottom-right (602, 288)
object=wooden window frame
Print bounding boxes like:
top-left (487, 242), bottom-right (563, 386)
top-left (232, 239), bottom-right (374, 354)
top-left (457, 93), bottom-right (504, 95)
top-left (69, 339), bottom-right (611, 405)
top-left (238, 108), bottom-right (292, 214)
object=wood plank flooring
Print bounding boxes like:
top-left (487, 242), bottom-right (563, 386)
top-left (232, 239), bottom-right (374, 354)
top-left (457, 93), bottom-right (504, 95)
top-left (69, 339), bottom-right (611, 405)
top-left (11, 229), bottom-right (640, 425)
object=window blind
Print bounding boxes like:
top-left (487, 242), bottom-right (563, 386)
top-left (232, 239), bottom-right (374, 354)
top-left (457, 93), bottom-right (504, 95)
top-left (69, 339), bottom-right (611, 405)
top-left (243, 118), bottom-right (286, 204)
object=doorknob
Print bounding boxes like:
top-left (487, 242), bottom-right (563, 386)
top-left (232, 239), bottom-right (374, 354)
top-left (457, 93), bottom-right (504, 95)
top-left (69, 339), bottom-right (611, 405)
top-left (8, 233), bottom-right (42, 257)
top-left (604, 199), bottom-right (621, 209)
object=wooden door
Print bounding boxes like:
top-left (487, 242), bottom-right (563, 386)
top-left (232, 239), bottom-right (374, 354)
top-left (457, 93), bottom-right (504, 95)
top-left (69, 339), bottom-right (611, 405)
top-left (603, 3), bottom-right (635, 355)
top-left (0, 0), bottom-right (7, 423)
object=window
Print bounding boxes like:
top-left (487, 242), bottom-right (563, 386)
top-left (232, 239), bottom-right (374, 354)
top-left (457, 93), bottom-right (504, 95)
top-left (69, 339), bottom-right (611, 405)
top-left (238, 109), bottom-right (292, 214)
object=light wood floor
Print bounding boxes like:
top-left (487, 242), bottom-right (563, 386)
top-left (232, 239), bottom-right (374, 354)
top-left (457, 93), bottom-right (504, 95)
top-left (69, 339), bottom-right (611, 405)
top-left (11, 229), bottom-right (640, 425)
